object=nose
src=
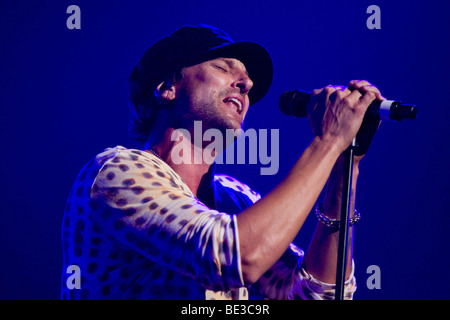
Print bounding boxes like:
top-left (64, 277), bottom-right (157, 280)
top-left (233, 72), bottom-right (254, 96)
top-left (233, 65), bottom-right (253, 94)
top-left (237, 78), bottom-right (253, 95)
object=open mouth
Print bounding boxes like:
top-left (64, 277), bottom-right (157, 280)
top-left (223, 97), bottom-right (243, 114)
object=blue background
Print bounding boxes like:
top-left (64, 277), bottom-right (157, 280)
top-left (1, 0), bottom-right (449, 299)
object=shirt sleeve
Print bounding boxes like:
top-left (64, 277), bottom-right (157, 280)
top-left (90, 148), bottom-right (245, 292)
top-left (216, 174), bottom-right (357, 300)
top-left (251, 243), bottom-right (357, 300)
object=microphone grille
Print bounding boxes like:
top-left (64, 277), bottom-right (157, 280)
top-left (279, 90), bottom-right (310, 118)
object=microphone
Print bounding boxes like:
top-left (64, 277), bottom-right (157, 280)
top-left (279, 89), bottom-right (418, 121)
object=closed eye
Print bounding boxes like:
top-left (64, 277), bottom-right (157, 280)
top-left (214, 64), bottom-right (228, 72)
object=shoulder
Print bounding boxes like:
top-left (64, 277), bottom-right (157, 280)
top-left (91, 146), bottom-right (192, 194)
top-left (95, 146), bottom-right (154, 168)
top-left (95, 146), bottom-right (177, 178)
top-left (214, 174), bottom-right (261, 203)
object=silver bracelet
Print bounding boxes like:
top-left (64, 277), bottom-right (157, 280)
top-left (315, 203), bottom-right (361, 230)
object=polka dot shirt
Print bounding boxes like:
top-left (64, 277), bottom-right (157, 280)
top-left (61, 146), bottom-right (356, 300)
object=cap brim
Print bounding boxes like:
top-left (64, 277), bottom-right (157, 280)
top-left (195, 41), bottom-right (273, 106)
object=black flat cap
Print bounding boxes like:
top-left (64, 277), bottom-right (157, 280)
top-left (129, 24), bottom-right (273, 107)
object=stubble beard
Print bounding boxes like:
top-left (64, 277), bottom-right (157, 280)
top-left (185, 87), bottom-right (244, 135)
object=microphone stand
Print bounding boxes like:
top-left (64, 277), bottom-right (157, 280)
top-left (335, 138), bottom-right (356, 300)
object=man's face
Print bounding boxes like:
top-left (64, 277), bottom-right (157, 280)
top-left (173, 57), bottom-right (254, 133)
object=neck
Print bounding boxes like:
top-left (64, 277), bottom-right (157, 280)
top-left (146, 127), bottom-right (215, 197)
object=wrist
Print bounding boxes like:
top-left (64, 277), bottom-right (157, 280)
top-left (331, 153), bottom-right (360, 179)
top-left (323, 156), bottom-right (360, 220)
top-left (311, 135), bottom-right (344, 161)
top-left (315, 203), bottom-right (361, 231)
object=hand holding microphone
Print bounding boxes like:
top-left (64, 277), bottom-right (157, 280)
top-left (279, 80), bottom-right (418, 156)
top-left (279, 81), bottom-right (417, 121)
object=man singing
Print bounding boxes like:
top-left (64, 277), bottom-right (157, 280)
top-left (61, 24), bottom-right (384, 299)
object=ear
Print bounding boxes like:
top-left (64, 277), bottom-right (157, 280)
top-left (154, 81), bottom-right (176, 103)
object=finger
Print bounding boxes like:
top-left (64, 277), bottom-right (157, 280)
top-left (312, 84), bottom-right (334, 96)
top-left (340, 88), bottom-right (374, 114)
top-left (363, 85), bottom-right (385, 101)
top-left (349, 80), bottom-right (372, 94)
top-left (309, 86), bottom-right (330, 114)
top-left (330, 87), bottom-right (346, 104)
top-left (349, 80), bottom-right (385, 100)
top-left (332, 85), bottom-right (353, 108)
top-left (313, 84), bottom-right (344, 95)
top-left (312, 88), bottom-right (323, 96)
top-left (356, 84), bottom-right (385, 101)
top-left (358, 89), bottom-right (377, 112)
top-left (342, 87), bottom-right (365, 106)
top-left (310, 85), bottom-right (339, 108)
top-left (349, 79), bottom-right (366, 86)
top-left (310, 84), bottom-right (347, 112)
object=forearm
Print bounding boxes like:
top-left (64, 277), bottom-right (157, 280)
top-left (237, 136), bottom-right (342, 284)
top-left (237, 80), bottom-right (378, 285)
top-left (302, 155), bottom-right (360, 283)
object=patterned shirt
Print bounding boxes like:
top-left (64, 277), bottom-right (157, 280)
top-left (61, 146), bottom-right (356, 299)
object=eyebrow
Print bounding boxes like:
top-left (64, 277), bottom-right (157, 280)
top-left (219, 58), bottom-right (250, 77)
